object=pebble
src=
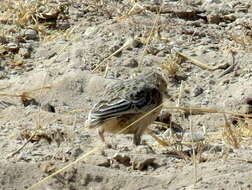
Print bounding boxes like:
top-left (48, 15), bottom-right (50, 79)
top-left (83, 26), bottom-right (98, 38)
top-left (183, 131), bottom-right (206, 143)
top-left (110, 40), bottom-right (123, 57)
top-left (113, 153), bottom-right (131, 166)
top-left (0, 71), bottom-right (7, 79)
top-left (5, 42), bottom-right (19, 52)
top-left (24, 29), bottom-right (38, 40)
top-left (193, 86), bottom-right (204, 97)
top-left (124, 58), bottom-right (138, 68)
top-left (132, 156), bottom-right (156, 171)
top-left (18, 48), bottom-right (31, 58)
top-left (207, 13), bottom-right (222, 24)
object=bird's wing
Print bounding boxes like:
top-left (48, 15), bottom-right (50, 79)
top-left (88, 86), bottom-right (157, 126)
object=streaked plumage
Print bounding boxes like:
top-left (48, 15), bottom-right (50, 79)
top-left (85, 71), bottom-right (167, 145)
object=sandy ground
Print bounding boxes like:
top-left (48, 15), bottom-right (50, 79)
top-left (0, 0), bottom-right (252, 189)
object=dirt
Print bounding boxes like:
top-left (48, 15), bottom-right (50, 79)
top-left (0, 0), bottom-right (252, 189)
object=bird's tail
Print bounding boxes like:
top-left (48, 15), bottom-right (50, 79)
top-left (85, 112), bottom-right (98, 128)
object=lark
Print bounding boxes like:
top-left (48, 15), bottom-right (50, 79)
top-left (85, 71), bottom-right (168, 145)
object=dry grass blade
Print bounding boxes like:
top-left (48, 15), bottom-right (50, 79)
top-left (26, 146), bottom-right (101, 190)
top-left (176, 52), bottom-right (218, 71)
top-left (145, 128), bottom-right (171, 146)
top-left (163, 105), bottom-right (252, 118)
top-left (139, 4), bottom-right (164, 67)
top-left (222, 114), bottom-right (240, 149)
top-left (92, 36), bottom-right (135, 72)
top-left (6, 132), bottom-right (36, 159)
top-left (117, 3), bottom-right (144, 21)
top-left (162, 53), bottom-right (182, 77)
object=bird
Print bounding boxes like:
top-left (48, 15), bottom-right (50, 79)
top-left (85, 71), bottom-right (168, 146)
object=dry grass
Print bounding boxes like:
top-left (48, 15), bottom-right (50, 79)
top-left (0, 0), bottom-right (69, 27)
top-left (162, 53), bottom-right (182, 77)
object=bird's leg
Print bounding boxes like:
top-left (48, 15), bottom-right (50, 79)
top-left (98, 128), bottom-right (105, 143)
top-left (98, 128), bottom-right (113, 148)
top-left (133, 134), bottom-right (141, 145)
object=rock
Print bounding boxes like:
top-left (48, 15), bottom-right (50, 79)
top-left (193, 86), bottom-right (204, 97)
top-left (5, 42), bottom-right (19, 53)
top-left (183, 131), bottom-right (205, 143)
top-left (24, 29), bottom-right (38, 40)
top-left (131, 156), bottom-right (156, 171)
top-left (143, 59), bottom-right (153, 67)
top-left (110, 41), bottom-right (123, 57)
top-left (113, 153), bottom-right (131, 166)
top-left (124, 58), bottom-right (138, 68)
top-left (131, 39), bottom-right (143, 48)
top-left (0, 36), bottom-right (7, 43)
top-left (134, 145), bottom-right (155, 154)
top-left (67, 147), bottom-right (84, 158)
top-left (156, 109), bottom-right (171, 124)
top-left (0, 71), bottom-right (7, 79)
top-left (83, 26), bottom-right (99, 38)
top-left (146, 46), bottom-right (159, 55)
top-left (18, 48), bottom-right (31, 58)
top-left (41, 103), bottom-right (56, 113)
top-left (207, 13), bottom-right (222, 24)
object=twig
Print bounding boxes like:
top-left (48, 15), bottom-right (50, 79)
top-left (219, 51), bottom-right (236, 78)
top-left (176, 52), bottom-right (217, 71)
top-left (139, 4), bottom-right (163, 67)
top-left (92, 37), bottom-right (134, 72)
top-left (223, 114), bottom-right (239, 149)
top-left (6, 133), bottom-right (35, 159)
top-left (145, 128), bottom-right (171, 146)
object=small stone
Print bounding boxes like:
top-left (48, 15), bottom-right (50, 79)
top-left (0, 36), bottom-right (7, 43)
top-left (183, 131), bottom-right (205, 143)
top-left (24, 29), bottom-right (38, 40)
top-left (143, 59), bottom-right (153, 67)
top-left (124, 58), bottom-right (138, 68)
top-left (193, 86), bottom-right (204, 97)
top-left (156, 109), bottom-right (171, 124)
top-left (134, 145), bottom-right (155, 154)
top-left (146, 46), bottom-right (159, 55)
top-left (132, 156), bottom-right (156, 171)
top-left (18, 48), bottom-right (31, 58)
top-left (209, 80), bottom-right (216, 85)
top-left (68, 147), bottom-right (84, 158)
top-left (0, 71), bottom-right (7, 79)
top-left (207, 13), bottom-right (222, 24)
top-left (5, 42), bottom-right (19, 53)
top-left (41, 103), bottom-right (56, 113)
top-left (83, 26), bottom-right (98, 37)
top-left (113, 153), bottom-right (131, 166)
top-left (221, 78), bottom-right (230, 85)
top-left (131, 39), bottom-right (143, 48)
top-left (110, 42), bottom-right (123, 57)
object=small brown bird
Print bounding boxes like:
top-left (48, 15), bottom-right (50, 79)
top-left (85, 71), bottom-right (167, 145)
